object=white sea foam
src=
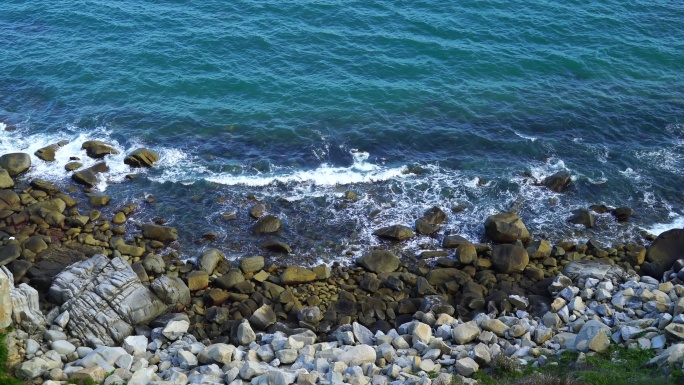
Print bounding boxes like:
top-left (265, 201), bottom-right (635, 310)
top-left (643, 215), bottom-right (684, 236)
top-left (514, 131), bottom-right (537, 142)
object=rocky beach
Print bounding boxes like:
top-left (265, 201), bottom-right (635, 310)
top-left (0, 141), bottom-right (683, 385)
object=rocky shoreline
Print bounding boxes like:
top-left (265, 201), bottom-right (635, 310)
top-left (1, 143), bottom-right (684, 384)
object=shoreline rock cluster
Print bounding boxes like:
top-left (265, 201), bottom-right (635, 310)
top-left (0, 144), bottom-right (683, 384)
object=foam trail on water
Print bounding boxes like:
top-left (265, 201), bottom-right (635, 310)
top-left (514, 131), bottom-right (537, 142)
top-left (643, 215), bottom-right (684, 236)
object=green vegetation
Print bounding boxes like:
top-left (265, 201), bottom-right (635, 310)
top-left (454, 347), bottom-right (684, 385)
top-left (0, 329), bottom-right (21, 385)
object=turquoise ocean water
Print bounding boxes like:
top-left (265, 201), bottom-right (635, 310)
top-left (1, 1), bottom-right (683, 262)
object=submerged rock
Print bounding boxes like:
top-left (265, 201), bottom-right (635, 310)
top-left (252, 215), bottom-right (282, 234)
top-left (543, 170), bottom-right (572, 192)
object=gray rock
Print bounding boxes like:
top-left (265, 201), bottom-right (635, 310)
top-left (455, 357), bottom-right (479, 376)
top-left (128, 367), bottom-right (155, 385)
top-left (49, 255), bottom-right (167, 345)
top-left (150, 276), bottom-right (191, 308)
top-left (0, 267), bottom-right (12, 329)
top-left (16, 357), bottom-right (49, 379)
top-left (142, 254), bottom-right (166, 274)
top-left (162, 319), bottom-right (189, 340)
top-left (11, 282), bottom-right (47, 333)
top-left (337, 345), bottom-right (377, 367)
top-left (51, 340), bottom-right (76, 355)
top-left (239, 361), bottom-right (268, 380)
top-left (373, 224), bottom-right (415, 241)
top-left (198, 248), bottom-right (224, 274)
top-left (275, 349), bottom-right (298, 364)
top-left (453, 321), bottom-right (481, 344)
top-left (237, 320), bottom-right (256, 345)
top-left (353, 322), bottom-right (375, 345)
top-left (25, 339), bottom-right (40, 355)
top-left (123, 335), bottom-right (148, 356)
top-left (199, 343), bottom-right (235, 365)
top-left (491, 244), bottom-right (529, 274)
top-left (575, 320), bottom-right (611, 353)
top-left (412, 322), bottom-right (432, 345)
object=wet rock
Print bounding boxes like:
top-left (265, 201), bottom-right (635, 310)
top-left (357, 250), bottom-right (400, 274)
top-left (567, 209), bottom-right (595, 228)
top-left (249, 203), bottom-right (266, 219)
top-left (0, 169), bottom-right (13, 189)
top-left (543, 170), bottom-right (572, 192)
top-left (34, 141), bottom-right (68, 162)
top-left (241, 256), bottom-right (264, 273)
top-left (491, 244), bottom-right (529, 274)
top-left (141, 223), bottom-right (178, 242)
top-left (49, 254), bottom-right (166, 345)
top-left (611, 206), bottom-right (633, 222)
top-left (124, 148), bottom-right (159, 168)
top-left (484, 212), bottom-right (530, 243)
top-left (252, 215), bottom-right (282, 234)
top-left (0, 152), bottom-right (31, 176)
top-left (442, 234), bottom-right (471, 249)
top-left (65, 161), bottom-right (82, 171)
top-left (261, 239), bottom-right (292, 253)
top-left (422, 206), bottom-right (448, 225)
top-left (72, 162), bottom-right (109, 187)
top-left (82, 140), bottom-right (120, 158)
top-left (373, 224), bottom-right (415, 241)
top-left (415, 218), bottom-right (440, 235)
top-left (280, 266), bottom-right (316, 285)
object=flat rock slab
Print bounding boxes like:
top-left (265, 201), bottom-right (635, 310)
top-left (49, 254), bottom-right (167, 345)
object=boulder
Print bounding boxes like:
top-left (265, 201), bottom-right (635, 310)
top-left (647, 228), bottom-right (684, 267)
top-left (456, 243), bottom-right (477, 264)
top-left (198, 248), bottom-right (224, 274)
top-left (49, 254), bottom-right (167, 345)
top-left (0, 169), bottom-right (13, 189)
top-left (357, 250), bottom-right (400, 274)
top-left (484, 212), bottom-right (530, 243)
top-left (150, 276), bottom-right (191, 308)
top-left (30, 179), bottom-right (59, 194)
top-left (249, 305), bottom-right (277, 330)
top-left (575, 320), bottom-right (611, 353)
top-left (10, 282), bottom-right (46, 334)
top-left (491, 244), bottom-right (529, 274)
top-left (373, 224), bottom-right (415, 241)
top-left (72, 162), bottom-right (109, 187)
top-left (611, 206), bottom-right (633, 222)
top-left (543, 171), bottom-right (572, 192)
top-left (252, 215), bottom-right (282, 234)
top-left (337, 345), bottom-right (377, 367)
top-left (442, 234), bottom-right (471, 248)
top-left (15, 357), bottom-right (49, 379)
top-left (0, 242), bottom-right (21, 266)
top-left (240, 256), bottom-right (265, 273)
top-left (27, 244), bottom-right (93, 291)
top-left (82, 140), bottom-right (119, 158)
top-left (415, 218), bottom-right (440, 235)
top-left (141, 223), bottom-right (178, 242)
top-left (0, 152), bottom-right (31, 176)
top-left (124, 148), bottom-right (160, 168)
top-left (34, 141), bottom-right (68, 162)
top-left (280, 266), bottom-right (316, 285)
top-left (452, 321), bottom-right (480, 344)
top-left (567, 209), bottom-right (595, 228)
top-left (422, 206), bottom-right (448, 225)
top-left (261, 239), bottom-right (292, 253)
top-left (563, 260), bottom-right (633, 283)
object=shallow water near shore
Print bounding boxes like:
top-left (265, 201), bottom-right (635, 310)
top-left (1, 1), bottom-right (683, 263)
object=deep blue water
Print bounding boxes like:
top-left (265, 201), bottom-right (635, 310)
top-left (1, 1), bottom-right (683, 262)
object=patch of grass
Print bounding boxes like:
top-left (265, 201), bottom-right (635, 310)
top-left (0, 330), bottom-right (21, 385)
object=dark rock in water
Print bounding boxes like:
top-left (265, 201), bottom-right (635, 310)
top-left (484, 212), bottom-right (530, 243)
top-left (442, 234), bottom-right (471, 248)
top-left (373, 224), bottom-right (414, 241)
top-left (142, 223), bottom-right (178, 242)
top-left (252, 215), bottom-right (282, 234)
top-left (34, 141), bottom-right (68, 162)
top-left (611, 206), bottom-right (633, 222)
top-left (124, 148), bottom-right (159, 168)
top-left (0, 153), bottom-right (31, 176)
top-left (64, 161), bottom-right (82, 171)
top-left (422, 206), bottom-right (447, 225)
top-left (643, 229), bottom-right (684, 278)
top-left (261, 239), bottom-right (292, 253)
top-left (30, 179), bottom-right (59, 195)
top-left (543, 170), bottom-right (572, 192)
top-left (357, 250), bottom-right (400, 274)
top-left (249, 203), bottom-right (265, 219)
top-left (0, 169), bottom-right (14, 189)
top-left (415, 218), bottom-right (439, 235)
top-left (491, 244), bottom-right (529, 274)
top-left (590, 204), bottom-right (610, 214)
top-left (0, 242), bottom-right (21, 267)
top-left (82, 140), bottom-right (120, 159)
top-left (567, 209), bottom-right (595, 228)
top-left (71, 162), bottom-right (109, 187)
